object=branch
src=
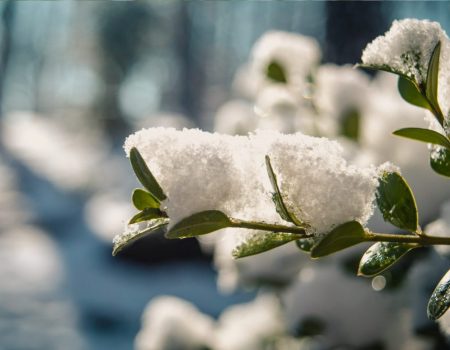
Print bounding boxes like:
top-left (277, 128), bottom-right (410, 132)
top-left (230, 218), bottom-right (450, 246)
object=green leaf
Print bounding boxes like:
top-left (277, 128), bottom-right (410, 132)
top-left (112, 218), bottom-right (169, 256)
top-left (266, 61), bottom-right (287, 83)
top-left (426, 42), bottom-right (443, 115)
top-left (376, 172), bottom-right (418, 232)
top-left (128, 208), bottom-right (167, 225)
top-left (358, 63), bottom-right (438, 116)
top-left (310, 221), bottom-right (368, 258)
top-left (295, 237), bottom-right (318, 252)
top-left (430, 146), bottom-right (450, 177)
top-left (129, 147), bottom-right (167, 201)
top-left (356, 63), bottom-right (402, 76)
top-left (132, 189), bottom-right (160, 210)
top-left (232, 232), bottom-right (300, 258)
top-left (341, 108), bottom-right (360, 142)
top-left (166, 210), bottom-right (232, 239)
top-left (358, 242), bottom-right (416, 277)
top-left (393, 128), bottom-right (450, 149)
top-left (265, 155), bottom-right (305, 227)
top-left (397, 76), bottom-right (431, 109)
top-left (427, 269), bottom-right (450, 320)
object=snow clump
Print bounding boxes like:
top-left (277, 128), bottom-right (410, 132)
top-left (245, 31), bottom-right (321, 97)
top-left (135, 296), bottom-right (214, 350)
top-left (124, 127), bottom-right (386, 235)
top-left (362, 19), bottom-right (450, 120)
top-left (362, 19), bottom-right (447, 85)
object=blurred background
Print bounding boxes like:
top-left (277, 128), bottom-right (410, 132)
top-left (1, 2), bottom-right (450, 350)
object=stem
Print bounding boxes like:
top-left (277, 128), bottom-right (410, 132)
top-left (230, 218), bottom-right (450, 246)
top-left (421, 89), bottom-right (445, 128)
top-left (367, 232), bottom-right (450, 245)
top-left (430, 103), bottom-right (445, 128)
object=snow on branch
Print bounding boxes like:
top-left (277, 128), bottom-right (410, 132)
top-left (124, 127), bottom-right (384, 235)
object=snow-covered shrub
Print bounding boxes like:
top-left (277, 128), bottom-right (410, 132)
top-left (2, 112), bottom-right (111, 192)
top-left (236, 31), bottom-right (320, 99)
top-left (213, 294), bottom-right (285, 350)
top-left (123, 128), bottom-right (380, 232)
top-left (361, 19), bottom-right (450, 178)
top-left (135, 296), bottom-right (214, 350)
top-left (113, 18), bottom-right (450, 349)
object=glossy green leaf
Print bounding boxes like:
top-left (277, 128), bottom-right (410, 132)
top-left (430, 146), bottom-right (450, 177)
top-left (265, 155), bottom-right (304, 227)
top-left (232, 232), bottom-right (300, 258)
top-left (426, 42), bottom-right (441, 100)
top-left (132, 189), bottom-right (160, 210)
top-left (129, 147), bottom-right (167, 201)
top-left (426, 41), bottom-right (444, 121)
top-left (358, 63), bottom-right (434, 112)
top-left (393, 128), bottom-right (450, 149)
top-left (341, 108), bottom-right (360, 142)
top-left (356, 63), bottom-right (402, 76)
top-left (397, 76), bottom-right (431, 109)
top-left (310, 221), bottom-right (368, 258)
top-left (266, 61), bottom-right (287, 83)
top-left (166, 210), bottom-right (232, 239)
top-left (427, 269), bottom-right (450, 320)
top-left (128, 208), bottom-right (167, 225)
top-left (112, 218), bottom-right (169, 256)
top-left (358, 242), bottom-right (416, 277)
top-left (296, 237), bottom-right (318, 252)
top-left (376, 172), bottom-right (418, 232)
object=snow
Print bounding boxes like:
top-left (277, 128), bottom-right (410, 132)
top-left (315, 64), bottom-right (370, 127)
top-left (124, 128), bottom-right (382, 235)
top-left (135, 294), bottom-right (286, 350)
top-left (361, 19), bottom-right (450, 121)
top-left (213, 294), bottom-right (285, 350)
top-left (135, 296), bottom-right (214, 350)
top-left (362, 19), bottom-right (447, 85)
top-left (2, 112), bottom-right (110, 192)
top-left (282, 265), bottom-right (399, 348)
top-left (234, 31), bottom-right (321, 99)
top-left (84, 193), bottom-right (136, 242)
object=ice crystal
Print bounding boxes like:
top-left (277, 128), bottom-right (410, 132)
top-left (112, 218), bottom-right (169, 256)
